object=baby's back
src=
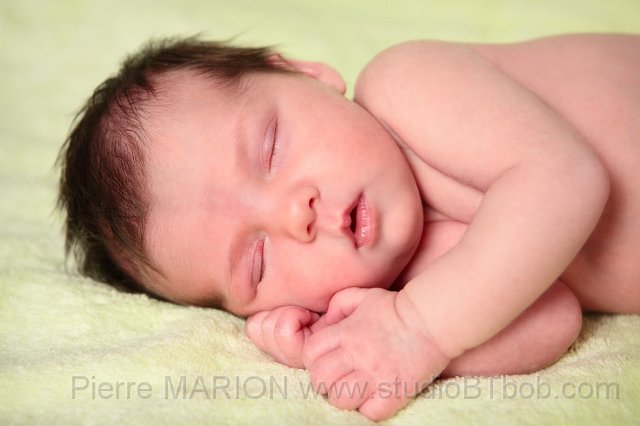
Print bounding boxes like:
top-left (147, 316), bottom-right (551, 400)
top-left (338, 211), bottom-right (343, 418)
top-left (472, 34), bottom-right (640, 158)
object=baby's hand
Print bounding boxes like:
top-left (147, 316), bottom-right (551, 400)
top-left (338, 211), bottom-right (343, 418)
top-left (246, 306), bottom-right (321, 368)
top-left (302, 288), bottom-right (451, 421)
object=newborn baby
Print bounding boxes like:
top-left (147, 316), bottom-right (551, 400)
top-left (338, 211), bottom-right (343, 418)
top-left (57, 33), bottom-right (640, 420)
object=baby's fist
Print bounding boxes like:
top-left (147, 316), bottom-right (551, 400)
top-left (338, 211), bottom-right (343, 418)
top-left (246, 306), bottom-right (321, 368)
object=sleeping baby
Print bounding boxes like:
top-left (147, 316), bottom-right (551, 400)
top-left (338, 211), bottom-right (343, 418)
top-left (57, 33), bottom-right (640, 420)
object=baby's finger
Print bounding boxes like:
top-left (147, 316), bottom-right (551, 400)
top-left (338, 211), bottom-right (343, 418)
top-left (302, 325), bottom-right (341, 369)
top-left (324, 287), bottom-right (373, 325)
top-left (273, 307), bottom-right (315, 367)
top-left (245, 311), bottom-right (270, 350)
top-left (307, 348), bottom-right (354, 395)
top-left (303, 310), bottom-right (321, 327)
top-left (358, 384), bottom-right (412, 422)
top-left (309, 314), bottom-right (330, 333)
top-left (326, 370), bottom-right (375, 411)
top-left (260, 310), bottom-right (289, 364)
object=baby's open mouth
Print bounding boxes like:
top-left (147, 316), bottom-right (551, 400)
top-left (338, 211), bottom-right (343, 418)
top-left (345, 193), bottom-right (375, 248)
top-left (349, 203), bottom-right (358, 235)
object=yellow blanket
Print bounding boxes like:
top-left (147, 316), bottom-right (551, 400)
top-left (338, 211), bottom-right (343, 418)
top-left (1, 0), bottom-right (639, 423)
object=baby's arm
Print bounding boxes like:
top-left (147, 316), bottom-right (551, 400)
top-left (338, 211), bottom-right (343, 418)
top-left (246, 280), bottom-right (582, 385)
top-left (443, 280), bottom-right (582, 377)
top-left (355, 40), bottom-right (608, 360)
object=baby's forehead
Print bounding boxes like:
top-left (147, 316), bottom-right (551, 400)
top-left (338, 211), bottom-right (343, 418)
top-left (140, 70), bottom-right (246, 147)
top-left (150, 69), bottom-right (238, 109)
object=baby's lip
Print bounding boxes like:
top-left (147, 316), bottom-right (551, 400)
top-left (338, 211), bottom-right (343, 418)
top-left (341, 193), bottom-right (376, 248)
top-left (341, 196), bottom-right (357, 245)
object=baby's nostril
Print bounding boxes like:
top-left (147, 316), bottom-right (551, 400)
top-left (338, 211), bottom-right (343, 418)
top-left (309, 197), bottom-right (315, 208)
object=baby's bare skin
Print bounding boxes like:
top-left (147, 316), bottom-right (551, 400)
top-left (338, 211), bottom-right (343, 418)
top-left (138, 33), bottom-right (639, 420)
top-left (384, 36), bottom-right (640, 376)
top-left (395, 34), bottom-right (640, 313)
top-left (252, 34), bottom-right (640, 420)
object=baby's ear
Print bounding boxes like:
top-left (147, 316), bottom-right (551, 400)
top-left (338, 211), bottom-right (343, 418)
top-left (267, 54), bottom-right (346, 95)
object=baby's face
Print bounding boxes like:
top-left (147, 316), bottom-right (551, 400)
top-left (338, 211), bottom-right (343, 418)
top-left (143, 69), bottom-right (423, 316)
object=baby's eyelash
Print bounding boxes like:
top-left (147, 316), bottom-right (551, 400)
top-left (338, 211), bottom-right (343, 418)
top-left (262, 118), bottom-right (278, 171)
top-left (251, 237), bottom-right (266, 286)
top-left (269, 120), bottom-right (279, 169)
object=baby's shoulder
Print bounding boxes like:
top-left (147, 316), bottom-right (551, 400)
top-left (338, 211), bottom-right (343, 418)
top-left (354, 40), bottom-right (451, 107)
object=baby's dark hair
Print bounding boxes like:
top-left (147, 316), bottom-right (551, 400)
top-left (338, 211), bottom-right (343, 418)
top-left (57, 36), bottom-right (290, 295)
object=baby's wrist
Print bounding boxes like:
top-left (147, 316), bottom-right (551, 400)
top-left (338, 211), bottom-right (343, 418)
top-left (394, 290), bottom-right (456, 362)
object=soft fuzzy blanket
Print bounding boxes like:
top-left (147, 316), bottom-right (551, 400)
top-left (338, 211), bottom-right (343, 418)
top-left (1, 0), bottom-right (639, 424)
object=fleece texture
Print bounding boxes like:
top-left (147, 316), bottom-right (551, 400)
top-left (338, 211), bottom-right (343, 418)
top-left (1, 0), bottom-right (639, 424)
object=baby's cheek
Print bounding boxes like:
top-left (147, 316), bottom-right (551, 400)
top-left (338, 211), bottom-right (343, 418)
top-left (277, 286), bottom-right (328, 313)
top-left (274, 250), bottom-right (385, 310)
top-left (330, 266), bottom-right (387, 294)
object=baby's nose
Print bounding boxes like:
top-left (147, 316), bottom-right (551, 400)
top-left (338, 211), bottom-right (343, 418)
top-left (280, 185), bottom-right (319, 242)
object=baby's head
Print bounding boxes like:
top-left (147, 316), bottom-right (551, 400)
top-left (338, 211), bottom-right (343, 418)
top-left (58, 37), bottom-right (424, 317)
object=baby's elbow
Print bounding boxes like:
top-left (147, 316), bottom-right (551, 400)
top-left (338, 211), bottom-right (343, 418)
top-left (579, 153), bottom-right (610, 222)
top-left (552, 147), bottom-right (610, 233)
